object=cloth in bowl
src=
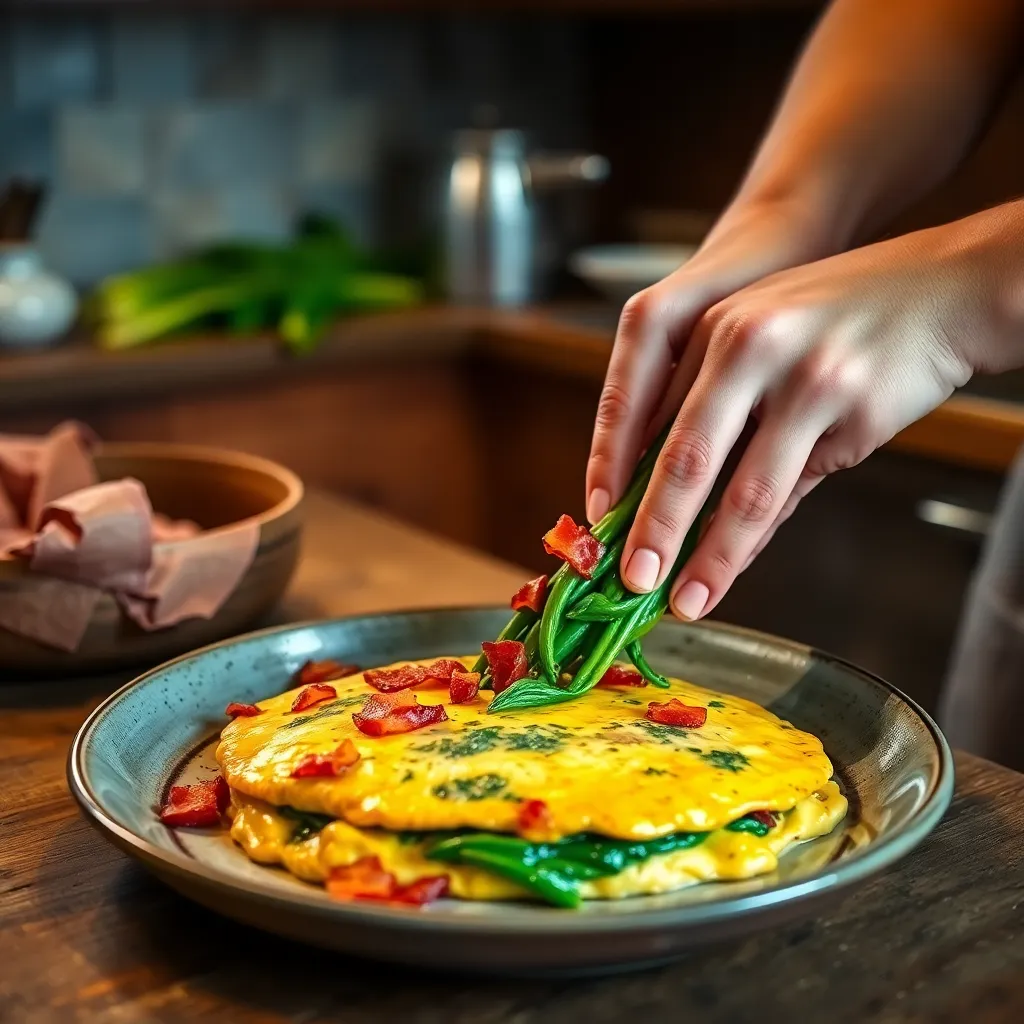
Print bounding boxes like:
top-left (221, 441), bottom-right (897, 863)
top-left (0, 422), bottom-right (259, 651)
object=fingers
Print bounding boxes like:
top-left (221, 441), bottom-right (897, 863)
top-left (585, 280), bottom-right (712, 524)
top-left (667, 416), bottom-right (823, 620)
top-left (620, 333), bottom-right (760, 594)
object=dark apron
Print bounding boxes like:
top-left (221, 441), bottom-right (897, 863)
top-left (939, 445), bottom-right (1024, 770)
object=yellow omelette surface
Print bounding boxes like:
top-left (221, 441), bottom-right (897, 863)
top-left (228, 782), bottom-right (847, 901)
top-left (216, 657), bottom-right (838, 840)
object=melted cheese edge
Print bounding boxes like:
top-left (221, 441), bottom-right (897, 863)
top-left (228, 781), bottom-right (848, 901)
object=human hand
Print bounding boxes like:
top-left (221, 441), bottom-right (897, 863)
top-left (590, 201), bottom-right (1024, 621)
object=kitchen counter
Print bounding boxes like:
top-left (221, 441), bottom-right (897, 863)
top-left (3, 304), bottom-right (1024, 472)
top-left (2, 488), bottom-right (1022, 1023)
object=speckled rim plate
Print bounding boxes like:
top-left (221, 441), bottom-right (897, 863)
top-left (68, 607), bottom-right (954, 976)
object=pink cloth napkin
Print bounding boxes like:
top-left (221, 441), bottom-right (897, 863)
top-left (0, 423), bottom-right (259, 652)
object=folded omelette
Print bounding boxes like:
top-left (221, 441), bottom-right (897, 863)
top-left (214, 658), bottom-right (847, 908)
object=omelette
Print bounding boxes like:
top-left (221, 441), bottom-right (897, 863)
top-left (214, 657), bottom-right (847, 908)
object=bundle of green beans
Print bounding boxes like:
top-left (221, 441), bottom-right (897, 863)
top-left (479, 428), bottom-right (712, 713)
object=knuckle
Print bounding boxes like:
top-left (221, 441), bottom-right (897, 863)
top-left (618, 288), bottom-right (656, 334)
top-left (638, 503), bottom-right (685, 543)
top-left (726, 474), bottom-right (778, 525)
top-left (793, 349), bottom-right (863, 406)
top-left (707, 306), bottom-right (785, 368)
top-left (594, 380), bottom-right (632, 432)
top-left (706, 549), bottom-right (736, 579)
top-left (659, 429), bottom-right (715, 491)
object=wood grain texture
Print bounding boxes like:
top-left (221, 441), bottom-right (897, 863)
top-left (1, 491), bottom-right (1023, 1022)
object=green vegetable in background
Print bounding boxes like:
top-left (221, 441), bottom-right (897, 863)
top-left (89, 216), bottom-right (424, 353)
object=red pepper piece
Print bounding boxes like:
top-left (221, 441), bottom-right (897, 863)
top-left (511, 574), bottom-right (549, 613)
top-left (646, 698), bottom-right (708, 729)
top-left (352, 691), bottom-right (449, 736)
top-left (748, 810), bottom-right (777, 829)
top-left (597, 665), bottom-right (647, 688)
top-left (542, 514), bottom-right (605, 578)
top-left (290, 683), bottom-right (338, 713)
top-left (294, 659), bottom-right (360, 686)
top-left (290, 739), bottom-right (361, 778)
top-left (517, 798), bottom-right (557, 840)
top-left (392, 876), bottom-right (450, 905)
top-left (481, 640), bottom-right (529, 695)
top-left (326, 857), bottom-right (397, 901)
top-left (449, 671), bottom-right (481, 704)
top-left (159, 775), bottom-right (229, 828)
top-left (225, 701), bottom-right (263, 718)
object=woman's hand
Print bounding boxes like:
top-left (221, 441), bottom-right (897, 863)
top-left (590, 201), bottom-right (1024, 622)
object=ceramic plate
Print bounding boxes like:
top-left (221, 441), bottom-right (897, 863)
top-left (69, 608), bottom-right (953, 976)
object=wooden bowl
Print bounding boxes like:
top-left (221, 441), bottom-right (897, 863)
top-left (0, 443), bottom-right (303, 679)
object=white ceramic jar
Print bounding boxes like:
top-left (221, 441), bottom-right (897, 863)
top-left (0, 244), bottom-right (78, 348)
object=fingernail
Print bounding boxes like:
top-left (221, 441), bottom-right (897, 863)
top-left (587, 488), bottom-right (610, 525)
top-left (624, 548), bottom-right (660, 592)
top-left (672, 580), bottom-right (709, 620)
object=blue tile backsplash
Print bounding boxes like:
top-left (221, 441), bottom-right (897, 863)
top-left (0, 11), bottom-right (587, 285)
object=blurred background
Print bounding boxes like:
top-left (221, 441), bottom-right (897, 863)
top-left (3, 0), bottom-right (1024, 712)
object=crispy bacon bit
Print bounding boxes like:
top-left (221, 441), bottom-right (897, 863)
top-left (290, 739), bottom-right (361, 778)
top-left (290, 682), bottom-right (338, 713)
top-left (748, 810), bottom-right (777, 829)
top-left (449, 671), bottom-right (480, 704)
top-left (293, 659), bottom-right (360, 686)
top-left (646, 698), bottom-right (708, 729)
top-left (325, 858), bottom-right (450, 906)
top-left (511, 574), bottom-right (549, 613)
top-left (542, 514), bottom-right (605, 578)
top-left (352, 691), bottom-right (449, 736)
top-left (225, 701), bottom-right (263, 718)
top-left (481, 640), bottom-right (529, 695)
top-left (392, 876), bottom-right (450, 905)
top-left (326, 857), bottom-right (397, 901)
top-left (597, 666), bottom-right (647, 688)
top-left (517, 798), bottom-right (557, 841)
top-left (364, 659), bottom-right (466, 694)
top-left (159, 775), bottom-right (229, 828)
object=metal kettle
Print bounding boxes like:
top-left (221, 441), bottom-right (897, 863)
top-left (443, 129), bottom-right (609, 307)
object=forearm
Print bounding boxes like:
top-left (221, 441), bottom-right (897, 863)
top-left (720, 0), bottom-right (1024, 255)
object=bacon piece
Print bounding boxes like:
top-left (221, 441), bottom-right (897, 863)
top-left (365, 659), bottom-right (467, 693)
top-left (352, 691), bottom-right (449, 737)
top-left (449, 671), bottom-right (480, 704)
top-left (290, 682), bottom-right (337, 713)
top-left (225, 701), bottom-right (263, 718)
top-left (294, 659), bottom-right (360, 686)
top-left (481, 640), bottom-right (529, 695)
top-left (646, 698), bottom-right (708, 729)
top-left (597, 666), bottom-right (646, 688)
top-left (517, 798), bottom-right (557, 841)
top-left (392, 876), bottom-right (450, 905)
top-left (290, 739), bottom-right (361, 778)
top-left (542, 514), bottom-right (605, 578)
top-left (511, 574), bottom-right (549, 613)
top-left (326, 857), bottom-right (397, 901)
top-left (159, 775), bottom-right (229, 828)
top-left (748, 810), bottom-right (777, 829)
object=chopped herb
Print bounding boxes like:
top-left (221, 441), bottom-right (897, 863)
top-left (634, 720), bottom-right (684, 744)
top-left (401, 769), bottom-right (415, 782)
top-left (708, 700), bottom-right (726, 708)
top-left (643, 767), bottom-right (670, 776)
top-left (433, 774), bottom-right (508, 801)
top-left (505, 725), bottom-right (565, 753)
top-left (415, 726), bottom-right (504, 758)
top-left (622, 698), bottom-right (642, 706)
top-left (279, 694), bottom-right (365, 729)
top-left (700, 749), bottom-right (750, 773)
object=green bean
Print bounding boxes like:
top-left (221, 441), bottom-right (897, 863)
top-left (625, 640), bottom-right (670, 689)
top-left (444, 848), bottom-right (581, 908)
top-left (726, 816), bottom-right (773, 837)
top-left (566, 591), bottom-right (646, 622)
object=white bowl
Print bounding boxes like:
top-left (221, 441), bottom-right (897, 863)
top-left (569, 244), bottom-right (698, 305)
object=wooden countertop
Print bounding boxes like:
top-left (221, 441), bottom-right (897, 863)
top-left (2, 305), bottom-right (1023, 472)
top-left (2, 488), bottom-right (1023, 1022)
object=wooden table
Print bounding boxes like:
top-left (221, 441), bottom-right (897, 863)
top-left (3, 491), bottom-right (1023, 1023)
